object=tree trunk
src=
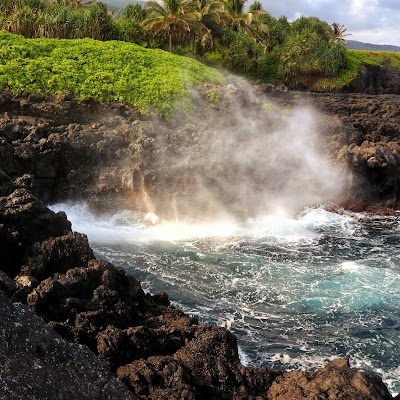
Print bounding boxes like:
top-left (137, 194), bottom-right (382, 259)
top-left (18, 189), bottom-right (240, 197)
top-left (169, 30), bottom-right (172, 52)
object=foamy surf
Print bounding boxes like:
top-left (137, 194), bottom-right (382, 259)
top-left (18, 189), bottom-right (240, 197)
top-left (50, 202), bottom-right (352, 243)
top-left (49, 202), bottom-right (400, 395)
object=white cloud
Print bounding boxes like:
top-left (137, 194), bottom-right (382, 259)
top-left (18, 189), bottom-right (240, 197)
top-left (260, 0), bottom-right (400, 45)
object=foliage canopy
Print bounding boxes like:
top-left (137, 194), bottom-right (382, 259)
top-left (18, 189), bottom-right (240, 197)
top-left (0, 31), bottom-right (224, 117)
top-left (1, 0), bottom-right (399, 90)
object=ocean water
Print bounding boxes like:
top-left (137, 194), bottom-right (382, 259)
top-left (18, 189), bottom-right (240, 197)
top-left (50, 203), bottom-right (400, 395)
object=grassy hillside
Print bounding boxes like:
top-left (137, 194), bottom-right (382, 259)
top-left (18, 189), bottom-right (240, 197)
top-left (0, 32), bottom-right (224, 117)
top-left (315, 49), bottom-right (400, 91)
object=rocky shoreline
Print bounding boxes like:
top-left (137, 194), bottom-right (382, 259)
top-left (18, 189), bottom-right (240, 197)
top-left (1, 84), bottom-right (399, 399)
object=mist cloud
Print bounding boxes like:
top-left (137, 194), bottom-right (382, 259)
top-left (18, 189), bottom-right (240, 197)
top-left (152, 78), bottom-right (345, 221)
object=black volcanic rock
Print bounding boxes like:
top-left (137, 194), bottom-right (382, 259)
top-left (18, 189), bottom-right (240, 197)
top-left (267, 358), bottom-right (393, 400)
top-left (0, 188), bottom-right (71, 245)
top-left (1, 88), bottom-right (400, 214)
top-left (0, 187), bottom-right (71, 277)
top-left (345, 64), bottom-right (400, 95)
top-left (21, 231), bottom-right (94, 280)
top-left (0, 289), bottom-right (137, 400)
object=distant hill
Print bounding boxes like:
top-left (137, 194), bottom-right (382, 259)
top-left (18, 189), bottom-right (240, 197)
top-left (347, 40), bottom-right (400, 52)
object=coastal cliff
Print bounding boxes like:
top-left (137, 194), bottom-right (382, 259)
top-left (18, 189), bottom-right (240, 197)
top-left (0, 83), bottom-right (399, 399)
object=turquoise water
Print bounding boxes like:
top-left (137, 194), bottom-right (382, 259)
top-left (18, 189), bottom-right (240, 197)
top-left (51, 203), bottom-right (400, 395)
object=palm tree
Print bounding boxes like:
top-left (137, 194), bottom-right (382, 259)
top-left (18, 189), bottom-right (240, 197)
top-left (196, 0), bottom-right (224, 25)
top-left (193, 0), bottom-right (224, 48)
top-left (142, 0), bottom-right (202, 52)
top-left (222, 0), bottom-right (267, 46)
top-left (222, 0), bottom-right (253, 33)
top-left (248, 1), bottom-right (262, 13)
top-left (331, 22), bottom-right (351, 45)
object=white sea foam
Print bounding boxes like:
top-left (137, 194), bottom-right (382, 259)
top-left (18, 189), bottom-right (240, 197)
top-left (50, 202), bottom-right (350, 244)
top-left (268, 352), bottom-right (344, 372)
top-left (341, 261), bottom-right (360, 271)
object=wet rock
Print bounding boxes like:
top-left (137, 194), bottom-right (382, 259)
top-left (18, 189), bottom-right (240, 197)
top-left (26, 259), bottom-right (148, 351)
top-left (0, 139), bottom-right (19, 176)
top-left (266, 358), bottom-right (393, 400)
top-left (21, 231), bottom-right (94, 280)
top-left (152, 291), bottom-right (170, 306)
top-left (0, 223), bottom-right (22, 278)
top-left (0, 90), bottom-right (398, 400)
top-left (28, 93), bottom-right (45, 103)
top-left (0, 170), bottom-right (14, 196)
top-left (0, 188), bottom-right (71, 277)
top-left (118, 356), bottom-right (198, 400)
top-left (0, 289), bottom-right (136, 400)
top-left (0, 271), bottom-right (17, 296)
top-left (14, 173), bottom-right (35, 191)
top-left (10, 285), bottom-right (33, 304)
top-left (0, 188), bottom-right (71, 245)
top-left (15, 274), bottom-right (39, 288)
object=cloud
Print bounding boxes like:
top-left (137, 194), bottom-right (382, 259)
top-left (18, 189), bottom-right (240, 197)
top-left (259, 0), bottom-right (400, 45)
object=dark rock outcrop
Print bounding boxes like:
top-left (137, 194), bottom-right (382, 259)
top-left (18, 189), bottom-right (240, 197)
top-left (267, 358), bottom-right (393, 400)
top-left (312, 93), bottom-right (400, 211)
top-left (1, 85), bottom-right (400, 216)
top-left (345, 64), bottom-right (400, 95)
top-left (0, 183), bottom-right (394, 398)
top-left (0, 186), bottom-right (71, 277)
top-left (0, 289), bottom-right (136, 400)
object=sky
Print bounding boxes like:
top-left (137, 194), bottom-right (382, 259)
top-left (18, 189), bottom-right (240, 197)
top-left (263, 0), bottom-right (400, 46)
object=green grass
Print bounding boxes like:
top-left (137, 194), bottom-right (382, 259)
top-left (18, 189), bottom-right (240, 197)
top-left (314, 49), bottom-right (400, 91)
top-left (0, 31), bottom-right (225, 117)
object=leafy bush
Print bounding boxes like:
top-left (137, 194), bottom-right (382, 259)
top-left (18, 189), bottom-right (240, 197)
top-left (276, 23), bottom-right (346, 83)
top-left (0, 32), bottom-right (224, 117)
top-left (0, 0), bottom-right (118, 40)
top-left (212, 28), bottom-right (277, 79)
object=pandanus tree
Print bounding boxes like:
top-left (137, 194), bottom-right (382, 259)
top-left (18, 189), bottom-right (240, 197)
top-left (142, 0), bottom-right (202, 52)
top-left (331, 22), bottom-right (351, 45)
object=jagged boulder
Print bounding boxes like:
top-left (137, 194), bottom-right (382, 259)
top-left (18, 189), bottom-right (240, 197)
top-left (0, 188), bottom-right (71, 277)
top-left (0, 289), bottom-right (137, 400)
top-left (21, 231), bottom-right (94, 280)
top-left (266, 358), bottom-right (393, 400)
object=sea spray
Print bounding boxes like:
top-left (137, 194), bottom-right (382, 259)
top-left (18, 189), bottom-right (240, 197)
top-left (136, 76), bottom-right (345, 220)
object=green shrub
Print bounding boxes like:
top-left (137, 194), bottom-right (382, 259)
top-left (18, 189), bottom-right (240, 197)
top-left (212, 28), bottom-right (277, 79)
top-left (0, 32), bottom-right (224, 117)
top-left (277, 28), bottom-right (346, 83)
top-left (205, 88), bottom-right (219, 103)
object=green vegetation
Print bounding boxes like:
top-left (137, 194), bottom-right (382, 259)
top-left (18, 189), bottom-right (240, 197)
top-left (314, 50), bottom-right (400, 90)
top-left (0, 0), bottom-right (351, 85)
top-left (0, 31), bottom-right (224, 117)
top-left (1, 0), bottom-right (400, 93)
